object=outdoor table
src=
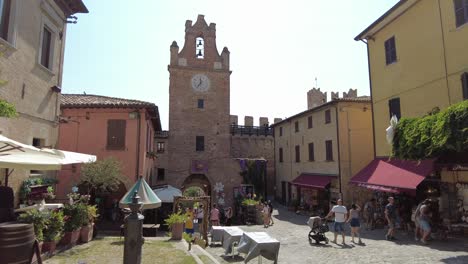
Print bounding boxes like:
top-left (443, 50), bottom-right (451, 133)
top-left (237, 232), bottom-right (280, 264)
top-left (222, 226), bottom-right (244, 256)
top-left (211, 226), bottom-right (227, 244)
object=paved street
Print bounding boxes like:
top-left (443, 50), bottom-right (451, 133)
top-left (205, 204), bottom-right (468, 264)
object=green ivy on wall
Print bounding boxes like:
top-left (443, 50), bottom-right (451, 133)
top-left (393, 100), bottom-right (468, 160)
top-left (0, 99), bottom-right (17, 118)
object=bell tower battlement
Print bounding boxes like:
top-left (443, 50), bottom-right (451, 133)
top-left (170, 14), bottom-right (230, 71)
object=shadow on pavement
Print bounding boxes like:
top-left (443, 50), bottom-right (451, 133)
top-left (221, 255), bottom-right (245, 263)
top-left (440, 255), bottom-right (468, 264)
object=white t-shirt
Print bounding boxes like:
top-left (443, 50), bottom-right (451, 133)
top-left (332, 205), bottom-right (348, 223)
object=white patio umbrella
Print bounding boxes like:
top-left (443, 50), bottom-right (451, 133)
top-left (0, 135), bottom-right (96, 184)
top-left (0, 135), bottom-right (96, 170)
top-left (153, 185), bottom-right (182, 203)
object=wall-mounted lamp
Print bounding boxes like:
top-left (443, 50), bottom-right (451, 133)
top-left (129, 111), bottom-right (140, 119)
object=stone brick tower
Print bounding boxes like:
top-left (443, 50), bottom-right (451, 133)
top-left (167, 15), bottom-right (236, 199)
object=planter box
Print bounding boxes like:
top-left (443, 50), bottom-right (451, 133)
top-left (80, 224), bottom-right (94, 243)
top-left (171, 223), bottom-right (184, 240)
top-left (61, 229), bottom-right (81, 246)
top-left (42, 241), bottom-right (56, 254)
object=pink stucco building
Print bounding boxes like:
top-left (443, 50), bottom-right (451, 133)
top-left (56, 94), bottom-right (161, 199)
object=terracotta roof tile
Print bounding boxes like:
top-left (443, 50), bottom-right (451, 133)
top-left (61, 94), bottom-right (156, 109)
top-left (61, 94), bottom-right (161, 131)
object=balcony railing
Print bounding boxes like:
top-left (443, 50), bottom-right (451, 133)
top-left (155, 130), bottom-right (169, 138)
top-left (230, 124), bottom-right (273, 136)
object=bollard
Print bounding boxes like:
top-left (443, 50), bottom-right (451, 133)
top-left (123, 191), bottom-right (144, 264)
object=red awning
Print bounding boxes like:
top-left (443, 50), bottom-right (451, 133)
top-left (292, 173), bottom-right (337, 189)
top-left (350, 158), bottom-right (435, 192)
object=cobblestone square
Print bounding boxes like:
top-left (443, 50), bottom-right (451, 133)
top-left (205, 204), bottom-right (468, 264)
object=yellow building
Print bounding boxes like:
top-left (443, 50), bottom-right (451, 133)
top-left (272, 89), bottom-right (373, 210)
top-left (355, 0), bottom-right (468, 220)
top-left (355, 0), bottom-right (467, 157)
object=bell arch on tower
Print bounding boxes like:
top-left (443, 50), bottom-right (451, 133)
top-left (195, 36), bottom-right (204, 59)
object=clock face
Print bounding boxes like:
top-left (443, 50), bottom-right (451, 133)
top-left (191, 74), bottom-right (210, 92)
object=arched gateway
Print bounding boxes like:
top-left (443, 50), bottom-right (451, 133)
top-left (181, 174), bottom-right (211, 197)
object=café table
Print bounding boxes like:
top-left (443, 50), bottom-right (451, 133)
top-left (211, 226), bottom-right (227, 244)
top-left (222, 226), bottom-right (244, 256)
top-left (237, 232), bottom-right (280, 264)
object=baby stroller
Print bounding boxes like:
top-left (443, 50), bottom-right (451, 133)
top-left (307, 216), bottom-right (329, 244)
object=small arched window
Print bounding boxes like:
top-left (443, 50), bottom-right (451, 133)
top-left (196, 37), bottom-right (204, 59)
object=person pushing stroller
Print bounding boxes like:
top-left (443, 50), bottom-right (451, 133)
top-left (326, 199), bottom-right (348, 244)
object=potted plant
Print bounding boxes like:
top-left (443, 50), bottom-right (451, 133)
top-left (164, 212), bottom-right (187, 240)
top-left (42, 210), bottom-right (64, 254)
top-left (18, 209), bottom-right (47, 250)
top-left (61, 203), bottom-right (83, 246)
top-left (80, 204), bottom-right (98, 243)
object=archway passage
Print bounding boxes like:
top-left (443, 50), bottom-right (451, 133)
top-left (181, 174), bottom-right (211, 198)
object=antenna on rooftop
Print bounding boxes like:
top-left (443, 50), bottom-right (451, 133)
top-left (315, 77), bottom-right (318, 88)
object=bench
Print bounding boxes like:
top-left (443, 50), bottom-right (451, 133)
top-left (120, 224), bottom-right (160, 238)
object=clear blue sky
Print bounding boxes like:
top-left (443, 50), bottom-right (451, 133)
top-left (62, 0), bottom-right (399, 129)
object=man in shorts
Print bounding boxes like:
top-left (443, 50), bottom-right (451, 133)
top-left (385, 197), bottom-right (397, 240)
top-left (326, 199), bottom-right (348, 244)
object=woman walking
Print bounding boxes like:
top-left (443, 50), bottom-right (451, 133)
top-left (347, 203), bottom-right (362, 244)
top-left (262, 202), bottom-right (270, 228)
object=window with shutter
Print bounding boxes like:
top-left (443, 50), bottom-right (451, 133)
top-left (279, 127), bottom-right (283, 137)
top-left (295, 145), bottom-right (300, 162)
top-left (294, 121), bottom-right (299, 132)
top-left (157, 168), bottom-right (165, 181)
top-left (107, 120), bottom-right (126, 150)
top-left (196, 136), bottom-right (204, 151)
top-left (0, 0), bottom-right (11, 40)
top-left (325, 110), bottom-right (331, 124)
top-left (157, 142), bottom-right (165, 153)
top-left (308, 116), bottom-right (313, 128)
top-left (198, 99), bottom-right (204, 109)
top-left (279, 148), bottom-right (283, 163)
top-left (308, 142), bottom-right (314, 161)
top-left (325, 140), bottom-right (333, 161)
top-left (462, 72), bottom-right (468, 100)
top-left (454, 0), bottom-right (468, 27)
top-left (40, 27), bottom-right (52, 69)
top-left (385, 36), bottom-right (397, 65)
top-left (388, 98), bottom-right (401, 119)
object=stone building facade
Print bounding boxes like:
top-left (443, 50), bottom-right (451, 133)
top-left (273, 88), bottom-right (374, 210)
top-left (154, 15), bottom-right (277, 208)
top-left (0, 0), bottom-right (87, 204)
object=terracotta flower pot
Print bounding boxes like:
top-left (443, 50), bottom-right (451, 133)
top-left (42, 241), bottom-right (56, 254)
top-left (71, 229), bottom-right (80, 245)
top-left (60, 231), bottom-right (72, 246)
top-left (80, 224), bottom-right (94, 243)
top-left (171, 223), bottom-right (184, 240)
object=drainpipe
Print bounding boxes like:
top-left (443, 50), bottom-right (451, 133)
top-left (437, 0), bottom-right (451, 105)
top-left (361, 39), bottom-right (376, 159)
top-left (335, 105), bottom-right (342, 199)
top-left (135, 109), bottom-right (141, 181)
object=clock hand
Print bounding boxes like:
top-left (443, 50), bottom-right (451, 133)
top-left (197, 78), bottom-right (202, 88)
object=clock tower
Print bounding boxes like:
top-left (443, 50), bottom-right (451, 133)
top-left (167, 15), bottom-right (233, 196)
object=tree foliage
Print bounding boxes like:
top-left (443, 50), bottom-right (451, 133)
top-left (0, 99), bottom-right (17, 118)
top-left (393, 100), bottom-right (468, 159)
top-left (80, 157), bottom-right (127, 194)
top-left (240, 159), bottom-right (266, 197)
